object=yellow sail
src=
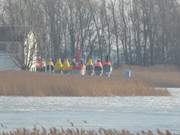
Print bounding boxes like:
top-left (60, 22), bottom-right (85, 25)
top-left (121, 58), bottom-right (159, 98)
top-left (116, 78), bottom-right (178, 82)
top-left (87, 58), bottom-right (93, 66)
top-left (63, 59), bottom-right (71, 70)
top-left (54, 59), bottom-right (63, 70)
top-left (47, 59), bottom-right (54, 66)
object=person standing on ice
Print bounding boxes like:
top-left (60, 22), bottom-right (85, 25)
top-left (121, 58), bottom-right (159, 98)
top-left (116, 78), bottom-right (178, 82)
top-left (46, 59), bottom-right (54, 72)
top-left (103, 56), bottom-right (112, 77)
top-left (86, 58), bottom-right (94, 76)
top-left (62, 59), bottom-right (71, 74)
top-left (94, 59), bottom-right (103, 76)
top-left (54, 58), bottom-right (63, 73)
top-left (79, 59), bottom-right (86, 76)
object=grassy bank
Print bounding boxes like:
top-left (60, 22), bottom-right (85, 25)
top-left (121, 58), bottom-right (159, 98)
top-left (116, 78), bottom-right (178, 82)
top-left (116, 65), bottom-right (180, 88)
top-left (0, 128), bottom-right (174, 135)
top-left (0, 71), bottom-right (169, 96)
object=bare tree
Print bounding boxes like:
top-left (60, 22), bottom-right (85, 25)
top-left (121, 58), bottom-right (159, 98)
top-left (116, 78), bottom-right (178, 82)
top-left (1, 0), bottom-right (180, 68)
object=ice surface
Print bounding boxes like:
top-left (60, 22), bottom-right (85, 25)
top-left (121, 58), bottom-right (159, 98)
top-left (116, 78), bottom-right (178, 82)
top-left (0, 88), bottom-right (179, 133)
top-left (0, 51), bottom-right (19, 71)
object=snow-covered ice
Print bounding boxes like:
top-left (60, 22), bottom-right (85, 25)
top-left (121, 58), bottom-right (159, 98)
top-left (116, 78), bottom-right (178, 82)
top-left (0, 88), bottom-right (179, 133)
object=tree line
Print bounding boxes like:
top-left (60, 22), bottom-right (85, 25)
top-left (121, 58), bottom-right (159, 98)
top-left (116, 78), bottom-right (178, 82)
top-left (0, 0), bottom-right (180, 69)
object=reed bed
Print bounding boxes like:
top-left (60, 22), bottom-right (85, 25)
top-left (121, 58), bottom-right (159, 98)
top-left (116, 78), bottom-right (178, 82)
top-left (0, 128), bottom-right (175, 135)
top-left (112, 65), bottom-right (180, 88)
top-left (0, 71), bottom-right (170, 96)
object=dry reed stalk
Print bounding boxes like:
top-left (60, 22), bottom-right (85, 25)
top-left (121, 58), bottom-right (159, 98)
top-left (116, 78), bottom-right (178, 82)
top-left (0, 128), bottom-right (175, 135)
top-left (0, 70), bottom-right (170, 96)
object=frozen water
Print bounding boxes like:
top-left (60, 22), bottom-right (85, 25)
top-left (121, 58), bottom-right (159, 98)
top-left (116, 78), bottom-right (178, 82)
top-left (0, 51), bottom-right (19, 71)
top-left (0, 88), bottom-right (179, 133)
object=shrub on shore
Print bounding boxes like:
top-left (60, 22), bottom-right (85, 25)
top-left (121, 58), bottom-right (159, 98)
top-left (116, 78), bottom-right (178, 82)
top-left (0, 128), bottom-right (174, 135)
